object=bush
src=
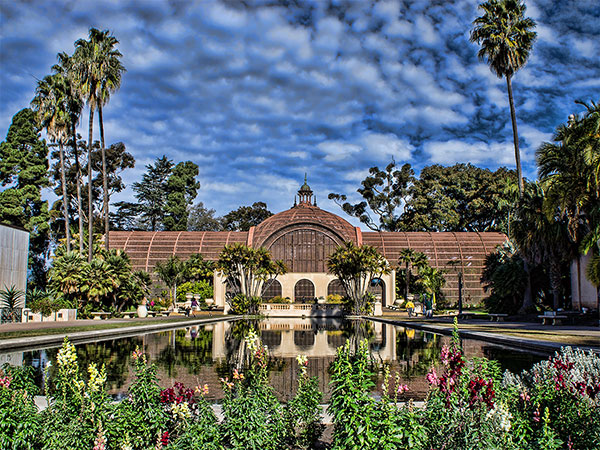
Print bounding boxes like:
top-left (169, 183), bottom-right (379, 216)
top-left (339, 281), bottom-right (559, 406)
top-left (326, 294), bottom-right (344, 304)
top-left (229, 294), bottom-right (261, 315)
top-left (266, 295), bottom-right (290, 304)
top-left (177, 280), bottom-right (213, 304)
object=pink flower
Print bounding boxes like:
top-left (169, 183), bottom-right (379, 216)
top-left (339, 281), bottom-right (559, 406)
top-left (233, 369), bottom-right (244, 380)
top-left (440, 346), bottom-right (450, 366)
top-left (426, 368), bottom-right (439, 386)
top-left (397, 384), bottom-right (409, 394)
top-left (0, 376), bottom-right (11, 389)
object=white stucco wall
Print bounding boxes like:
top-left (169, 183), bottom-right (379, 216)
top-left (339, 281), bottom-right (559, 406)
top-left (571, 253), bottom-right (599, 310)
top-left (0, 224), bottom-right (29, 296)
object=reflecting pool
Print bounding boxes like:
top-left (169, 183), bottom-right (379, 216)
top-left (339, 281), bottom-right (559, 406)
top-left (1, 318), bottom-right (551, 401)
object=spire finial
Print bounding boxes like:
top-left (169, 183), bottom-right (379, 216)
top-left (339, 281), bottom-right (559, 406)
top-left (304, 172), bottom-right (307, 183)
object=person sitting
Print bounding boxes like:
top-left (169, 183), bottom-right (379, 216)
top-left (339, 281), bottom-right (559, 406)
top-left (405, 300), bottom-right (415, 317)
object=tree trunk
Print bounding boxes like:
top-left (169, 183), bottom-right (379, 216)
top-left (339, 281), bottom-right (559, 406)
top-left (405, 263), bottom-right (410, 301)
top-left (72, 122), bottom-right (84, 254)
top-left (519, 260), bottom-right (534, 313)
top-left (549, 261), bottom-right (562, 310)
top-left (58, 142), bottom-right (71, 253)
top-left (88, 105), bottom-right (94, 262)
top-left (506, 75), bottom-right (523, 197)
top-left (98, 104), bottom-right (110, 251)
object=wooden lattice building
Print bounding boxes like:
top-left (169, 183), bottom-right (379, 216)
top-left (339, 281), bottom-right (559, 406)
top-left (110, 180), bottom-right (507, 310)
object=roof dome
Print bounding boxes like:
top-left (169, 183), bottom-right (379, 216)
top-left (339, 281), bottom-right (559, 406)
top-left (250, 203), bottom-right (358, 248)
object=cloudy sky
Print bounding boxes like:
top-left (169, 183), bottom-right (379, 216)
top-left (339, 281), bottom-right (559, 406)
top-left (1, 0), bottom-right (598, 226)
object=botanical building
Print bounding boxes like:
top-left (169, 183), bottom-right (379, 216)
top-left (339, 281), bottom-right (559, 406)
top-left (110, 181), bottom-right (507, 310)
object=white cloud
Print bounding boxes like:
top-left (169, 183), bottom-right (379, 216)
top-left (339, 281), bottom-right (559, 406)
top-left (424, 140), bottom-right (515, 166)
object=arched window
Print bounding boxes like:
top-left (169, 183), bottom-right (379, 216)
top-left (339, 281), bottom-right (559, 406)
top-left (368, 278), bottom-right (386, 306)
top-left (294, 279), bottom-right (315, 303)
top-left (261, 280), bottom-right (282, 301)
top-left (327, 279), bottom-right (346, 297)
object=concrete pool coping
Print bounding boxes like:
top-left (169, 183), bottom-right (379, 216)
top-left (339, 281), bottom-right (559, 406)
top-left (0, 316), bottom-right (237, 352)
top-left (367, 316), bottom-right (600, 354)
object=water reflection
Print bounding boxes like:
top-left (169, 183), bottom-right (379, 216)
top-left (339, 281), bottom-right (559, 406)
top-left (3, 318), bottom-right (549, 402)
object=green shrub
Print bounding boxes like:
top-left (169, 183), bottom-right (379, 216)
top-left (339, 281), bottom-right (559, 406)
top-left (177, 280), bottom-right (213, 304)
top-left (266, 295), bottom-right (290, 304)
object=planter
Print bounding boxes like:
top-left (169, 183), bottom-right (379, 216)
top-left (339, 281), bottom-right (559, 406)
top-left (137, 304), bottom-right (148, 318)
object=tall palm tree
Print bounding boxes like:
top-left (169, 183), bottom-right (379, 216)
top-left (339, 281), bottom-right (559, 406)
top-left (74, 28), bottom-right (125, 259)
top-left (31, 73), bottom-right (72, 252)
top-left (470, 0), bottom-right (536, 197)
top-left (94, 30), bottom-right (125, 251)
top-left (53, 52), bottom-right (84, 254)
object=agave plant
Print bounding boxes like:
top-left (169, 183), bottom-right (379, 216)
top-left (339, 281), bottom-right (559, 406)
top-left (0, 285), bottom-right (25, 323)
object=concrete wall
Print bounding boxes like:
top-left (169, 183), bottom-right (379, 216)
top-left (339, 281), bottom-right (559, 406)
top-left (0, 224), bottom-right (29, 295)
top-left (571, 253), bottom-right (599, 310)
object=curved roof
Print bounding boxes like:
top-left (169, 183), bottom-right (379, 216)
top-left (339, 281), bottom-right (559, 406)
top-left (109, 231), bottom-right (248, 271)
top-left (362, 231), bottom-right (507, 302)
top-left (249, 203), bottom-right (359, 248)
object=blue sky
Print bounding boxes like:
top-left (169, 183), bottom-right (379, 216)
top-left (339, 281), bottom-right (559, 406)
top-left (1, 0), bottom-right (598, 227)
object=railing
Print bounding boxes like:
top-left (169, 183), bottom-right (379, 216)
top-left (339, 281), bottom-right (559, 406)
top-left (258, 303), bottom-right (344, 317)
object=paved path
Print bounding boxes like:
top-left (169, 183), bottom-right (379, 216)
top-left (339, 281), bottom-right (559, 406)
top-left (372, 313), bottom-right (600, 353)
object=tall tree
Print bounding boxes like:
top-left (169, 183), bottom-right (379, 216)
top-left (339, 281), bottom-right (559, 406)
top-left (329, 161), bottom-right (414, 231)
top-left (95, 29), bottom-right (125, 250)
top-left (403, 164), bottom-right (517, 232)
top-left (471, 0), bottom-right (536, 197)
top-left (164, 161), bottom-right (200, 231)
top-left (511, 182), bottom-right (574, 309)
top-left (537, 100), bottom-right (600, 305)
top-left (31, 73), bottom-right (72, 252)
top-left (74, 28), bottom-right (125, 258)
top-left (221, 202), bottom-right (273, 231)
top-left (53, 52), bottom-right (84, 253)
top-left (131, 156), bottom-right (174, 231)
top-left (187, 201), bottom-right (222, 231)
top-left (0, 109), bottom-right (51, 287)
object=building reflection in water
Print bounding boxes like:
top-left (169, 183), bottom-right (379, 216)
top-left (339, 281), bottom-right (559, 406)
top-left (12, 318), bottom-right (548, 402)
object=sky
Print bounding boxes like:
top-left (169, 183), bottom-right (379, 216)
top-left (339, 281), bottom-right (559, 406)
top-left (1, 0), bottom-right (599, 227)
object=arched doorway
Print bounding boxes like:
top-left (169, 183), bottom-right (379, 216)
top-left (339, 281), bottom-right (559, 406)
top-left (294, 279), bottom-right (315, 303)
top-left (261, 279), bottom-right (282, 301)
top-left (368, 278), bottom-right (386, 306)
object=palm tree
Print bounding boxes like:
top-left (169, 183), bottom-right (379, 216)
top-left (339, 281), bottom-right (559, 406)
top-left (31, 73), bottom-right (72, 252)
top-left (94, 30), bottom-right (125, 251)
top-left (398, 249), bottom-right (427, 301)
top-left (537, 101), bottom-right (600, 307)
top-left (48, 251), bottom-right (86, 305)
top-left (470, 0), bottom-right (536, 197)
top-left (155, 256), bottom-right (188, 305)
top-left (417, 266), bottom-right (446, 306)
top-left (74, 28), bottom-right (125, 259)
top-left (53, 52), bottom-right (84, 254)
top-left (511, 182), bottom-right (574, 309)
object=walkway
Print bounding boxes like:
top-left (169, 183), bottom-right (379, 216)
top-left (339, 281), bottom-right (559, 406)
top-left (374, 312), bottom-right (600, 353)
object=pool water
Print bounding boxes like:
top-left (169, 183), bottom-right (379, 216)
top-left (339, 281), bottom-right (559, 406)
top-left (2, 318), bottom-right (551, 402)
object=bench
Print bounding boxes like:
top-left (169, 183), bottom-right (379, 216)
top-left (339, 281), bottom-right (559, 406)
top-left (458, 312), bottom-right (477, 320)
top-left (489, 313), bottom-right (508, 322)
top-left (146, 310), bottom-right (157, 318)
top-left (160, 310), bottom-right (171, 317)
top-left (122, 311), bottom-right (137, 319)
top-left (91, 312), bottom-right (111, 320)
top-left (538, 314), bottom-right (568, 326)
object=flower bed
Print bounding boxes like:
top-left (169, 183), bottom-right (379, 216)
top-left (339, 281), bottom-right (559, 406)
top-left (1, 322), bottom-right (598, 449)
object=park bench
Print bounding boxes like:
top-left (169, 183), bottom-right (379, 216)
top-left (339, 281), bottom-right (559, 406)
top-left (458, 312), bottom-right (477, 320)
top-left (489, 313), bottom-right (508, 322)
top-left (538, 311), bottom-right (568, 326)
top-left (160, 310), bottom-right (171, 317)
top-left (146, 310), bottom-right (157, 318)
top-left (122, 311), bottom-right (137, 319)
top-left (91, 312), bottom-right (111, 320)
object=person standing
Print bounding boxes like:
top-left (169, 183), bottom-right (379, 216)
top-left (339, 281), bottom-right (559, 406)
top-left (424, 293), bottom-right (433, 319)
top-left (405, 299), bottom-right (415, 317)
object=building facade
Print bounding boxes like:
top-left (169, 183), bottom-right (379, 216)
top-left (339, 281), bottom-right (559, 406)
top-left (110, 181), bottom-right (508, 310)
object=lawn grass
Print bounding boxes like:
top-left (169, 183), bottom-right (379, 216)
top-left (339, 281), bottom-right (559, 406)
top-left (0, 317), bottom-right (207, 340)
